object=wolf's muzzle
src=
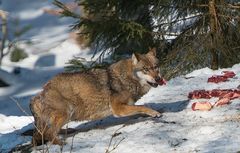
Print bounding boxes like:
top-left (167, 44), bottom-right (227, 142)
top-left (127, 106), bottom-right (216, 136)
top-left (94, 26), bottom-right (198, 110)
top-left (155, 76), bottom-right (161, 82)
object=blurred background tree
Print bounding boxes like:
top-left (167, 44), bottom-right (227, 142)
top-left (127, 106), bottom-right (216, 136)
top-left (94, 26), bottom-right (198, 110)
top-left (55, 0), bottom-right (240, 79)
top-left (0, 10), bottom-right (8, 66)
top-left (0, 10), bottom-right (31, 65)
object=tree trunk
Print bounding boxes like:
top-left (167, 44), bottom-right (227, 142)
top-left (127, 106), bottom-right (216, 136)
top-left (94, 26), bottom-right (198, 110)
top-left (210, 49), bottom-right (218, 70)
top-left (208, 0), bottom-right (219, 70)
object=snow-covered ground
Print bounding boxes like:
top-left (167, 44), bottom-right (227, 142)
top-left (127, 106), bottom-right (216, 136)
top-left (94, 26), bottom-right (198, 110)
top-left (30, 65), bottom-right (239, 153)
top-left (0, 1), bottom-right (240, 153)
top-left (1, 61), bottom-right (239, 153)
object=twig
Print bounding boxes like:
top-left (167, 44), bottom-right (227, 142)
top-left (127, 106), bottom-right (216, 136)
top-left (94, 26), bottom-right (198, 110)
top-left (70, 134), bottom-right (76, 153)
top-left (153, 14), bottom-right (203, 28)
top-left (105, 125), bottom-right (126, 153)
top-left (10, 97), bottom-right (33, 121)
top-left (9, 97), bottom-right (49, 153)
top-left (10, 96), bottom-right (42, 137)
top-left (8, 97), bottom-right (36, 152)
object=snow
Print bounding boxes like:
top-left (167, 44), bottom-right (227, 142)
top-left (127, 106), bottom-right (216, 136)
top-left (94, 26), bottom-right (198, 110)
top-left (0, 1), bottom-right (240, 153)
top-left (0, 114), bottom-right (33, 134)
top-left (1, 61), bottom-right (239, 153)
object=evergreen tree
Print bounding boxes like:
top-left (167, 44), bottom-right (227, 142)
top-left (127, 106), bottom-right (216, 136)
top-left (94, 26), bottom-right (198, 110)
top-left (152, 0), bottom-right (240, 78)
top-left (55, 0), bottom-right (240, 79)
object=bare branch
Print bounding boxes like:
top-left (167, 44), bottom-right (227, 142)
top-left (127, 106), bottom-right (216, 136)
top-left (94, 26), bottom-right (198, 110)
top-left (0, 10), bottom-right (8, 66)
top-left (153, 14), bottom-right (203, 28)
top-left (105, 125), bottom-right (125, 153)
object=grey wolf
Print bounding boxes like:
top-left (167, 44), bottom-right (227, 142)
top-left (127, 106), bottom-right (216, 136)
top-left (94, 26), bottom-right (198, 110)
top-left (30, 48), bottom-right (164, 145)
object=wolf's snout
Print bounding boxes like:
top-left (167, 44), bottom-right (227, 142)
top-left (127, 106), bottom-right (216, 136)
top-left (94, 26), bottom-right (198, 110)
top-left (155, 76), bottom-right (167, 85)
top-left (155, 76), bottom-right (161, 82)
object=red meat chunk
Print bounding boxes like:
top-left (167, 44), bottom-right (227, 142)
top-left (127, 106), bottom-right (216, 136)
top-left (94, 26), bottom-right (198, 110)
top-left (157, 78), bottom-right (167, 85)
top-left (207, 76), bottom-right (228, 83)
top-left (222, 71), bottom-right (236, 78)
top-left (207, 71), bottom-right (236, 83)
top-left (189, 89), bottom-right (240, 110)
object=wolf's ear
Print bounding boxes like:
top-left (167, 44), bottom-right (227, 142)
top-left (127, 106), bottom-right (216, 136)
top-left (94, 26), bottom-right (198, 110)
top-left (147, 47), bottom-right (157, 57)
top-left (132, 53), bottom-right (140, 65)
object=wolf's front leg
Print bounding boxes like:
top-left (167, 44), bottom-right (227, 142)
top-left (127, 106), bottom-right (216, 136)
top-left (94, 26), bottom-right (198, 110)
top-left (110, 100), bottom-right (161, 118)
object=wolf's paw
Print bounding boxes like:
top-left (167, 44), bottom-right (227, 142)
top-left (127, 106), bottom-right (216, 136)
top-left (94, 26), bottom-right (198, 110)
top-left (149, 111), bottom-right (162, 118)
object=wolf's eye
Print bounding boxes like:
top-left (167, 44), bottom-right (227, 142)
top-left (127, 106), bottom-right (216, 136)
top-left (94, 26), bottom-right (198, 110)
top-left (143, 67), bottom-right (149, 73)
top-left (154, 65), bottom-right (159, 70)
top-left (153, 64), bottom-right (159, 70)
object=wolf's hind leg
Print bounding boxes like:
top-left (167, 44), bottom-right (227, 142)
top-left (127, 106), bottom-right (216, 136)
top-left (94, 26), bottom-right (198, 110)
top-left (32, 105), bottom-right (68, 145)
top-left (44, 110), bottom-right (69, 145)
top-left (31, 97), bottom-right (68, 145)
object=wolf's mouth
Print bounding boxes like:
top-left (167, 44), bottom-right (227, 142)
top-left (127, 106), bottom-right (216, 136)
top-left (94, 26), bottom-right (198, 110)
top-left (147, 81), bottom-right (158, 88)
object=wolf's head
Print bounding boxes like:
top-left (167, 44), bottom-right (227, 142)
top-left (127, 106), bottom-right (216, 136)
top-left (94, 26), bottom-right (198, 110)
top-left (132, 48), bottom-right (165, 88)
